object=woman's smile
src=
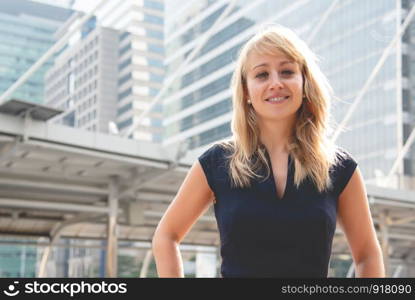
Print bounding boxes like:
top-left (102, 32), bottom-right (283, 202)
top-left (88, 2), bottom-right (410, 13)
top-left (265, 95), bottom-right (290, 104)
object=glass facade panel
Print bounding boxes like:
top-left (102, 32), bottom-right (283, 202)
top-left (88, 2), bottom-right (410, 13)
top-left (165, 72), bottom-right (232, 118)
top-left (118, 117), bottom-right (133, 130)
top-left (117, 102), bottom-right (133, 115)
top-left (0, 1), bottom-right (73, 103)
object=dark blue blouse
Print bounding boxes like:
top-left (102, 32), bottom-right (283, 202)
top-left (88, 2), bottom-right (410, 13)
top-left (198, 143), bottom-right (357, 278)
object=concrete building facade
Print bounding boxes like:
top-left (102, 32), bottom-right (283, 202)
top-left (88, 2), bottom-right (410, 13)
top-left (45, 24), bottom-right (119, 133)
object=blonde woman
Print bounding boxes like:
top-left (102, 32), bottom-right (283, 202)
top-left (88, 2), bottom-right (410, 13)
top-left (152, 25), bottom-right (385, 278)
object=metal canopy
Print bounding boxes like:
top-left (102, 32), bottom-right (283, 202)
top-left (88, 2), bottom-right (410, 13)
top-left (0, 111), bottom-right (219, 277)
top-left (0, 99), bottom-right (63, 121)
top-left (0, 111), bottom-right (218, 245)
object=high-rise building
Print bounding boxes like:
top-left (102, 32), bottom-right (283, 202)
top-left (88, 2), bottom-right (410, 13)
top-left (163, 0), bottom-right (415, 189)
top-left (45, 23), bottom-right (119, 133)
top-left (108, 0), bottom-right (165, 141)
top-left (45, 0), bottom-right (164, 141)
top-left (0, 0), bottom-right (74, 103)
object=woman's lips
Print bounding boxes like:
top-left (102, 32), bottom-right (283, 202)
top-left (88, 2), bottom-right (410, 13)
top-left (265, 96), bottom-right (289, 104)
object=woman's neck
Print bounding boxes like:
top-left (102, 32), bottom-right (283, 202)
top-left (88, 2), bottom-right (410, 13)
top-left (257, 117), bottom-right (295, 155)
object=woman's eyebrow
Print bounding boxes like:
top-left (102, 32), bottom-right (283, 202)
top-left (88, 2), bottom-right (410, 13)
top-left (252, 60), bottom-right (295, 70)
top-left (252, 63), bottom-right (267, 70)
top-left (280, 60), bottom-right (295, 66)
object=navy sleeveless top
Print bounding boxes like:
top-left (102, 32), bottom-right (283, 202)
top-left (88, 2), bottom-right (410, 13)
top-left (198, 143), bottom-right (357, 278)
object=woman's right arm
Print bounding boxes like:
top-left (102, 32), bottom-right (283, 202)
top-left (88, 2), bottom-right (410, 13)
top-left (152, 160), bottom-right (214, 277)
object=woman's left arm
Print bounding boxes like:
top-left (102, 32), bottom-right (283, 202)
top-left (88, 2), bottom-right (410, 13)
top-left (337, 166), bottom-right (385, 277)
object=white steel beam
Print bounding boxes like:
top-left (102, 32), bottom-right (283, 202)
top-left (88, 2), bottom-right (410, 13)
top-left (306, 0), bottom-right (340, 45)
top-left (0, 178), bottom-right (107, 195)
top-left (331, 4), bottom-right (415, 143)
top-left (0, 198), bottom-right (110, 213)
top-left (144, 211), bottom-right (215, 223)
top-left (106, 177), bottom-right (119, 278)
top-left (26, 140), bottom-right (169, 170)
top-left (3, 158), bottom-right (131, 178)
top-left (0, 189), bottom-right (102, 204)
top-left (387, 127), bottom-right (415, 179)
top-left (0, 168), bottom-right (107, 185)
top-left (139, 249), bottom-right (153, 278)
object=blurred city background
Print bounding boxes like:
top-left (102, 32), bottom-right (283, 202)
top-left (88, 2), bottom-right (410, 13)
top-left (0, 0), bottom-right (414, 278)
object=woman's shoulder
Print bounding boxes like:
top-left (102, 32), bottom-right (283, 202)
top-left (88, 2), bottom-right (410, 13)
top-left (198, 139), bottom-right (235, 162)
top-left (332, 146), bottom-right (358, 170)
top-left (330, 146), bottom-right (358, 196)
top-left (197, 140), bottom-right (234, 192)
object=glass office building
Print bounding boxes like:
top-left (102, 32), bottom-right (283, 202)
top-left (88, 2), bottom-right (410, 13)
top-left (91, 0), bottom-right (165, 142)
top-left (163, 0), bottom-right (415, 188)
top-left (0, 0), bottom-right (74, 103)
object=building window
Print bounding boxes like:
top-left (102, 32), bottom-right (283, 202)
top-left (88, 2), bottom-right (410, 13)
top-left (118, 87), bottom-right (132, 100)
top-left (119, 58), bottom-right (132, 71)
top-left (148, 43), bottom-right (164, 55)
top-left (118, 118), bottom-right (133, 130)
top-left (144, 14), bottom-right (163, 25)
top-left (144, 0), bottom-right (164, 10)
top-left (120, 31), bottom-right (130, 41)
top-left (145, 29), bottom-right (163, 39)
top-left (147, 58), bottom-right (163, 68)
top-left (117, 102), bottom-right (132, 115)
top-left (119, 43), bottom-right (132, 56)
top-left (118, 73), bottom-right (132, 86)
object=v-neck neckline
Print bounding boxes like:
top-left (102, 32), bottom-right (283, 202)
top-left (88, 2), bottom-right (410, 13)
top-left (263, 148), bottom-right (292, 201)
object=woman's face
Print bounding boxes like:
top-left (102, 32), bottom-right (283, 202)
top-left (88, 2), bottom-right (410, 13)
top-left (245, 50), bottom-right (303, 123)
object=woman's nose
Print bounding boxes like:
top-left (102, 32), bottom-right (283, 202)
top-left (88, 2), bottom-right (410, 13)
top-left (269, 72), bottom-right (283, 89)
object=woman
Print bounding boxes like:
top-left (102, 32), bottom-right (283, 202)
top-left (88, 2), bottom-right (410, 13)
top-left (152, 25), bottom-right (385, 278)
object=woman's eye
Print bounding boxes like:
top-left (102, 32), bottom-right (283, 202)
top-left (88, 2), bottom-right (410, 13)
top-left (281, 70), bottom-right (294, 76)
top-left (255, 72), bottom-right (268, 79)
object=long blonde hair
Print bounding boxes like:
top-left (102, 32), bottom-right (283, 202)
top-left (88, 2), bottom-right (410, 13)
top-left (220, 25), bottom-right (339, 193)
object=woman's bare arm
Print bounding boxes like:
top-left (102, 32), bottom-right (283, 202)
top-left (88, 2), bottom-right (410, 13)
top-left (152, 160), bottom-right (214, 277)
top-left (337, 167), bottom-right (385, 277)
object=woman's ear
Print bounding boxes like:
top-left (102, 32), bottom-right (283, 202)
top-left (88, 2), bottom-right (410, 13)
top-left (302, 74), bottom-right (308, 99)
top-left (242, 80), bottom-right (250, 101)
